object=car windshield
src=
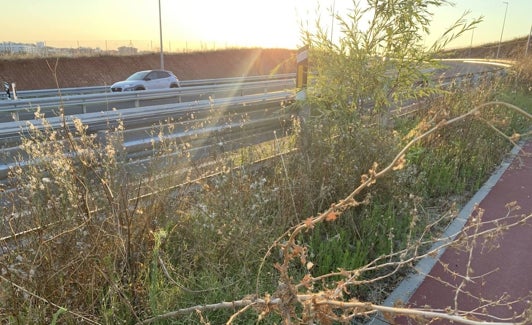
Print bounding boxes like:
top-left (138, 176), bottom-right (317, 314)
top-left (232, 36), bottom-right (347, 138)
top-left (126, 71), bottom-right (150, 81)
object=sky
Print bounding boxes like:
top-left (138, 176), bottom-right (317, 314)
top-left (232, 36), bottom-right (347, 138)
top-left (0, 0), bottom-right (530, 52)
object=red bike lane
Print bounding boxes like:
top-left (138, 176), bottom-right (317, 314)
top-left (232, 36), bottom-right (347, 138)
top-left (371, 139), bottom-right (532, 325)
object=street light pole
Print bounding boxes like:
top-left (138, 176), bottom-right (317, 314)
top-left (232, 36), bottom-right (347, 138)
top-left (469, 27), bottom-right (475, 57)
top-left (158, 0), bottom-right (164, 70)
top-left (330, 0), bottom-right (335, 42)
top-left (526, 24), bottom-right (532, 56)
top-left (496, 1), bottom-right (508, 59)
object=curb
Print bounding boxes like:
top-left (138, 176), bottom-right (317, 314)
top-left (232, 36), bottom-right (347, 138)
top-left (367, 140), bottom-right (526, 325)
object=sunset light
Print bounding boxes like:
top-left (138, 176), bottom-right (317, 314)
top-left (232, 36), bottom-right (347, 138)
top-left (0, 0), bottom-right (531, 51)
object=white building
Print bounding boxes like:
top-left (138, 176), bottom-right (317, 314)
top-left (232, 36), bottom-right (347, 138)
top-left (0, 42), bottom-right (39, 54)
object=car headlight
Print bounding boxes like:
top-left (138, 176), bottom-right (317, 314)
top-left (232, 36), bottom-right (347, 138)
top-left (122, 85), bottom-right (137, 91)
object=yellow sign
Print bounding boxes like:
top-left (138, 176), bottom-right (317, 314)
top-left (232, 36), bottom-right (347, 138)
top-left (296, 46), bottom-right (308, 89)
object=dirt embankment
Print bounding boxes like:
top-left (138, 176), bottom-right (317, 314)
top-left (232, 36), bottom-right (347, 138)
top-left (0, 48), bottom-right (296, 91)
top-left (442, 36), bottom-right (530, 59)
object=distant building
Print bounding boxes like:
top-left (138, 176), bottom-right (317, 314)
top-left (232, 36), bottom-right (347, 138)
top-left (77, 47), bottom-right (103, 55)
top-left (0, 41), bottom-right (138, 56)
top-left (117, 46), bottom-right (138, 55)
top-left (0, 42), bottom-right (38, 55)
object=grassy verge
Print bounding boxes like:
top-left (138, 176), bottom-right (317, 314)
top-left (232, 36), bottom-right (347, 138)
top-left (0, 61), bottom-right (530, 324)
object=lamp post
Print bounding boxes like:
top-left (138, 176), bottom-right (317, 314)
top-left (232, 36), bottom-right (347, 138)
top-left (158, 0), bottom-right (164, 69)
top-left (469, 27), bottom-right (475, 58)
top-left (496, 1), bottom-right (508, 59)
top-left (526, 24), bottom-right (531, 56)
top-left (330, 0), bottom-right (335, 42)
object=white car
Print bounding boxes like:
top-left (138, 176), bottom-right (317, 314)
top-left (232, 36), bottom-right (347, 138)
top-left (110, 70), bottom-right (180, 92)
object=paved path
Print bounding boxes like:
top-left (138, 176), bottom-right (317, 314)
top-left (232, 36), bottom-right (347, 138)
top-left (370, 139), bottom-right (532, 325)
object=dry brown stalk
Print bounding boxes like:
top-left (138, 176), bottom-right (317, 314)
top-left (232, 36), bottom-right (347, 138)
top-left (134, 101), bottom-right (531, 324)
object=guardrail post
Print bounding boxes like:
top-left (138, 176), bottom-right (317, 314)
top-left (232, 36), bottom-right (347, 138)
top-left (295, 45), bottom-right (311, 151)
top-left (4, 82), bottom-right (11, 100)
top-left (296, 46), bottom-right (308, 90)
top-left (11, 83), bottom-right (18, 100)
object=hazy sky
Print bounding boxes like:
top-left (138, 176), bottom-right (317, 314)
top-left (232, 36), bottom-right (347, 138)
top-left (1, 0), bottom-right (530, 51)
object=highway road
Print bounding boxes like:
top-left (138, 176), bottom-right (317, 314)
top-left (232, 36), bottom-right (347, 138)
top-left (0, 59), bottom-right (511, 245)
top-left (0, 58), bottom-right (508, 149)
top-left (0, 59), bottom-right (509, 182)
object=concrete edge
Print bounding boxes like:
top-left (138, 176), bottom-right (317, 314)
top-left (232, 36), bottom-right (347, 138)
top-left (367, 141), bottom-right (525, 325)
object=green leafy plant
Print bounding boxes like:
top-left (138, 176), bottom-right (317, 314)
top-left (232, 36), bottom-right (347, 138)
top-left (1, 1), bottom-right (531, 324)
top-left (304, 0), bottom-right (481, 119)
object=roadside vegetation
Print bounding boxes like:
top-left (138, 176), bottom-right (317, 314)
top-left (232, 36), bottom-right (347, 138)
top-left (1, 1), bottom-right (531, 324)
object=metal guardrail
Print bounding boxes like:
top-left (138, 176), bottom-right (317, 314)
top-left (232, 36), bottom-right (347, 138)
top-left (0, 76), bottom-right (296, 122)
top-left (0, 90), bottom-right (295, 181)
top-left (7, 73), bottom-right (296, 99)
top-left (0, 88), bottom-right (297, 242)
top-left (0, 61), bottom-right (509, 243)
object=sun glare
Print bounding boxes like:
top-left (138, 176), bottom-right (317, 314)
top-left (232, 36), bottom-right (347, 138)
top-left (161, 0), bottom-right (308, 49)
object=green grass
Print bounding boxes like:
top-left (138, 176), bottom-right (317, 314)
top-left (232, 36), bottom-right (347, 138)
top-left (1, 63), bottom-right (530, 324)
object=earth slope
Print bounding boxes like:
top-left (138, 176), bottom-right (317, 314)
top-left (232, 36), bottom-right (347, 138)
top-left (0, 48), bottom-right (296, 91)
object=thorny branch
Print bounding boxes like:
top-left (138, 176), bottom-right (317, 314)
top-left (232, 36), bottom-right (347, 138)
top-left (136, 100), bottom-right (531, 325)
